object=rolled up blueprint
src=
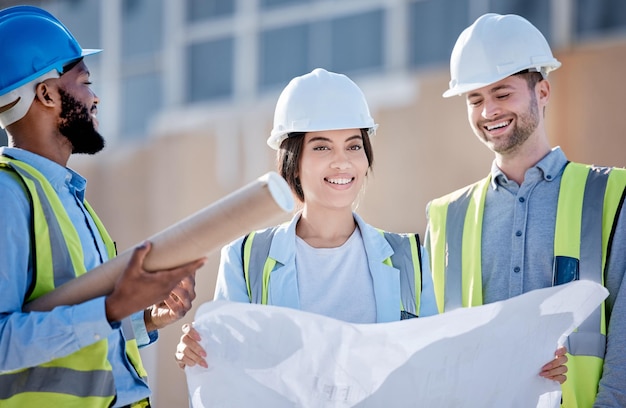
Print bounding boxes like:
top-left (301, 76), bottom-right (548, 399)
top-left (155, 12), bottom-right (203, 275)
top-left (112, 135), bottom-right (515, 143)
top-left (24, 171), bottom-right (294, 312)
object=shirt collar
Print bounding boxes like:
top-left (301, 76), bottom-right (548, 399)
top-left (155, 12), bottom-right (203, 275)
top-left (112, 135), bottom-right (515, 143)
top-left (0, 146), bottom-right (87, 198)
top-left (489, 146), bottom-right (568, 189)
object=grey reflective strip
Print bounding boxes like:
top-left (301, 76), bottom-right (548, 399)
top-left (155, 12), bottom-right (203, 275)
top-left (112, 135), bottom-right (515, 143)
top-left (383, 232), bottom-right (417, 315)
top-left (0, 366), bottom-right (114, 399)
top-left (573, 167), bottom-right (608, 348)
top-left (444, 189), bottom-right (473, 310)
top-left (247, 228), bottom-right (277, 304)
top-left (11, 166), bottom-right (76, 287)
top-left (121, 316), bottom-right (136, 341)
top-left (566, 332), bottom-right (606, 358)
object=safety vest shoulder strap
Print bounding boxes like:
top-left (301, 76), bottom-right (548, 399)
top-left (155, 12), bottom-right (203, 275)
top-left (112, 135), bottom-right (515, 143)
top-left (556, 163), bottom-right (626, 407)
top-left (381, 231), bottom-right (422, 317)
top-left (241, 227), bottom-right (279, 304)
top-left (428, 176), bottom-right (490, 312)
top-left (241, 226), bottom-right (423, 317)
top-left (556, 163), bottom-right (626, 348)
top-left (1, 157), bottom-right (85, 300)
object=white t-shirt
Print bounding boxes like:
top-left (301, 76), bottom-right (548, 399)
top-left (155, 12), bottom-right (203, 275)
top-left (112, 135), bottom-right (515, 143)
top-left (295, 227), bottom-right (377, 323)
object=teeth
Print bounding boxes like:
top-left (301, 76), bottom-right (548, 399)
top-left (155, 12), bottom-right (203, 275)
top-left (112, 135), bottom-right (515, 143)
top-left (327, 178), bottom-right (352, 185)
top-left (487, 121), bottom-right (509, 130)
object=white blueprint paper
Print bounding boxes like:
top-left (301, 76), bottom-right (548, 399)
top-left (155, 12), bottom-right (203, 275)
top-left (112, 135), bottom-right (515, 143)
top-left (186, 281), bottom-right (608, 408)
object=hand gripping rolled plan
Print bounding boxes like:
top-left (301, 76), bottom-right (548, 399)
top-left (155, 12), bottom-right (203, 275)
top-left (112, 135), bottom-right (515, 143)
top-left (24, 172), bottom-right (295, 312)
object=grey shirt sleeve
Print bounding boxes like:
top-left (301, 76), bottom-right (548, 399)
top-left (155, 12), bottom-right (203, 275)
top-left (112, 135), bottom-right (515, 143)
top-left (594, 200), bottom-right (626, 407)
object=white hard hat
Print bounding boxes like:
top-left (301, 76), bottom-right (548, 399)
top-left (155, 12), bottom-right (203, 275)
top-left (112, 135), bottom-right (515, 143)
top-left (443, 13), bottom-right (561, 98)
top-left (267, 68), bottom-right (378, 150)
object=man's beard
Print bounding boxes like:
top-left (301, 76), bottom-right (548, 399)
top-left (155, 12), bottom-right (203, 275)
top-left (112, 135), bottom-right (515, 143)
top-left (488, 92), bottom-right (540, 155)
top-left (58, 89), bottom-right (105, 154)
top-left (503, 93), bottom-right (540, 154)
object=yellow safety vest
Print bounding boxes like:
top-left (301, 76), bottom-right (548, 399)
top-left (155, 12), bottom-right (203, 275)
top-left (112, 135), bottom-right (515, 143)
top-left (242, 226), bottom-right (423, 318)
top-left (0, 156), bottom-right (148, 408)
top-left (427, 162), bottom-right (626, 408)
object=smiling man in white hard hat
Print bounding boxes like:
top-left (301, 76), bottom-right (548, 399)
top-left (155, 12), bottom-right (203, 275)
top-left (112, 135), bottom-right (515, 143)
top-left (425, 13), bottom-right (626, 407)
top-left (0, 6), bottom-right (207, 407)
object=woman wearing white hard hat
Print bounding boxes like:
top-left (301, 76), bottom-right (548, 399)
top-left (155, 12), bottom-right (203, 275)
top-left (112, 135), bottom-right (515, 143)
top-left (175, 68), bottom-right (567, 386)
top-left (175, 67), bottom-right (435, 357)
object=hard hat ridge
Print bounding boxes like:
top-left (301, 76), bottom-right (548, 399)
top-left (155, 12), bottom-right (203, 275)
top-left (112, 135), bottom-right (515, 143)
top-left (267, 68), bottom-right (378, 150)
top-left (443, 13), bottom-right (561, 98)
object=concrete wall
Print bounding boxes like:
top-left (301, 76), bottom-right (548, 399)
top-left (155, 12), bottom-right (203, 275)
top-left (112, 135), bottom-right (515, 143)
top-left (69, 39), bottom-right (626, 407)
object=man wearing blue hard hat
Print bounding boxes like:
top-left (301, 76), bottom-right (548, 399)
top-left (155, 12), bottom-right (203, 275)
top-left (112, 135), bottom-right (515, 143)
top-left (0, 6), bottom-right (207, 407)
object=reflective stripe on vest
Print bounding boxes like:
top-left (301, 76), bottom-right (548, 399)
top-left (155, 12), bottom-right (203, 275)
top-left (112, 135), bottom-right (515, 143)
top-left (428, 162), bottom-right (626, 408)
top-left (241, 226), bottom-right (423, 317)
top-left (382, 231), bottom-right (421, 316)
top-left (243, 229), bottom-right (277, 305)
top-left (0, 156), bottom-right (147, 405)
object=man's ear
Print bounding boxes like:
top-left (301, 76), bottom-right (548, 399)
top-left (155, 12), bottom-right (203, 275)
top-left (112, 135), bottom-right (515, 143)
top-left (35, 82), bottom-right (55, 106)
top-left (537, 79), bottom-right (551, 104)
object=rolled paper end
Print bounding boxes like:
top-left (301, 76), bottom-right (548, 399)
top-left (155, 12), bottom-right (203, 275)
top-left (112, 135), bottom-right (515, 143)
top-left (262, 171), bottom-right (295, 213)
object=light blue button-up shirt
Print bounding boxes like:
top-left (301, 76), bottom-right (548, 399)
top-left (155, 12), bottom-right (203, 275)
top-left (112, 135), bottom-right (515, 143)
top-left (0, 147), bottom-right (153, 407)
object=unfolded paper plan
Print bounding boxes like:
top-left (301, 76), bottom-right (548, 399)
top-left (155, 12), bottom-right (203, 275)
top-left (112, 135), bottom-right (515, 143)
top-left (185, 280), bottom-right (607, 407)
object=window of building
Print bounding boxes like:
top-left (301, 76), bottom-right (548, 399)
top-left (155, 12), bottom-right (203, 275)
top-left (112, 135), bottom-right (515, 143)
top-left (118, 0), bottom-right (164, 136)
top-left (576, 0), bottom-right (626, 39)
top-left (122, 0), bottom-right (163, 57)
top-left (409, 0), bottom-right (469, 68)
top-left (330, 9), bottom-right (384, 75)
top-left (187, 38), bottom-right (235, 102)
top-left (187, 0), bottom-right (235, 22)
top-left (258, 7), bottom-right (385, 90)
top-left (487, 0), bottom-right (552, 43)
top-left (260, 0), bottom-right (311, 10)
top-left (121, 73), bottom-right (162, 138)
top-left (259, 24), bottom-right (310, 90)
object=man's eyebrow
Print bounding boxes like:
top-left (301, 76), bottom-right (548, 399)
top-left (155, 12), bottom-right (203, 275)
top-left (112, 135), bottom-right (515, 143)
top-left (467, 84), bottom-right (515, 99)
top-left (489, 84), bottom-right (514, 93)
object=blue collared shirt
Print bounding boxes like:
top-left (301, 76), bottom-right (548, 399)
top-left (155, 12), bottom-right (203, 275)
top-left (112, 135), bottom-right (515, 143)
top-left (480, 147), bottom-right (568, 302)
top-left (0, 147), bottom-right (153, 407)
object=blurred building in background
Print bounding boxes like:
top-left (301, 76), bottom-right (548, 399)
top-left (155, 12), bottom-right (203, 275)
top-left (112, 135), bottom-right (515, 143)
top-left (2, 0), bottom-right (625, 406)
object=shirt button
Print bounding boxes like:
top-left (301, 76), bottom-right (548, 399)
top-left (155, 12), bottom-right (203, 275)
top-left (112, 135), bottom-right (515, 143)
top-left (518, 197), bottom-right (525, 203)
top-left (514, 266), bottom-right (521, 273)
top-left (94, 334), bottom-right (101, 340)
top-left (546, 175), bottom-right (552, 180)
top-left (515, 230), bottom-right (522, 237)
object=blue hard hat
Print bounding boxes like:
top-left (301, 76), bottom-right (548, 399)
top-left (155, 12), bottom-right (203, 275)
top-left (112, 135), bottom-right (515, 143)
top-left (0, 5), bottom-right (101, 96)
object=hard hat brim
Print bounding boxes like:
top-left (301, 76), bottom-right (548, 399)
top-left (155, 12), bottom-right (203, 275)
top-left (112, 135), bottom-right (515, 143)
top-left (443, 61), bottom-right (562, 98)
top-left (443, 81), bottom-right (493, 98)
top-left (81, 49), bottom-right (102, 57)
